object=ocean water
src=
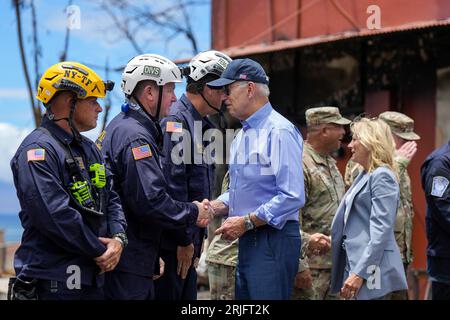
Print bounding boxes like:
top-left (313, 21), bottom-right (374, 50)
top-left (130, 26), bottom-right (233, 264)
top-left (0, 213), bottom-right (22, 243)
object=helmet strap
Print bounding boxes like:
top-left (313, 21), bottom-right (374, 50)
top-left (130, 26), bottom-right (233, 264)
top-left (132, 93), bottom-right (163, 146)
top-left (44, 102), bottom-right (58, 121)
top-left (45, 110), bottom-right (56, 121)
top-left (156, 86), bottom-right (163, 120)
top-left (130, 85), bottom-right (164, 121)
top-left (68, 97), bottom-right (83, 143)
top-left (52, 116), bottom-right (70, 123)
top-left (132, 94), bottom-right (157, 122)
top-left (45, 94), bottom-right (82, 142)
top-left (199, 91), bottom-right (228, 131)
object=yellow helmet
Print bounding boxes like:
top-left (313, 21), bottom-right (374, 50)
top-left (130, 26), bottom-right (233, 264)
top-left (36, 61), bottom-right (114, 104)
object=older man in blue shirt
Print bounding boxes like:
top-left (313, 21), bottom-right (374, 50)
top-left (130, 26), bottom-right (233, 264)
top-left (207, 58), bottom-right (305, 299)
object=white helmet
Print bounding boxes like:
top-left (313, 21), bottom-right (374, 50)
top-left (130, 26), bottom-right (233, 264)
top-left (121, 54), bottom-right (182, 96)
top-left (188, 50), bottom-right (232, 81)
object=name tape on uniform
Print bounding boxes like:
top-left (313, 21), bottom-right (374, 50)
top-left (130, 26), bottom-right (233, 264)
top-left (132, 144), bottom-right (152, 160)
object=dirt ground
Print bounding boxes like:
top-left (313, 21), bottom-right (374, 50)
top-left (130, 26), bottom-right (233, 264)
top-left (197, 287), bottom-right (211, 300)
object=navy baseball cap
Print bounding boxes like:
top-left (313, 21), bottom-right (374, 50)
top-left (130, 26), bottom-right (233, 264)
top-left (207, 58), bottom-right (269, 88)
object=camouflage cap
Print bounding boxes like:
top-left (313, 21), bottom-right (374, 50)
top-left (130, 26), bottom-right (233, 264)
top-left (305, 106), bottom-right (351, 126)
top-left (379, 111), bottom-right (420, 141)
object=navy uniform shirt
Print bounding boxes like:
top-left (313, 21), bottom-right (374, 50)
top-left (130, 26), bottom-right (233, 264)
top-left (160, 94), bottom-right (215, 258)
top-left (10, 116), bottom-right (126, 286)
top-left (98, 107), bottom-right (199, 277)
top-left (421, 141), bottom-right (450, 284)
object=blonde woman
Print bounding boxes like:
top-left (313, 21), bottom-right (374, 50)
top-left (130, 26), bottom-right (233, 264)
top-left (330, 118), bottom-right (408, 300)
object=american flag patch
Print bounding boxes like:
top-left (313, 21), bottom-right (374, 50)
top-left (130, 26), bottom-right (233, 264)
top-left (132, 144), bottom-right (152, 160)
top-left (27, 148), bottom-right (45, 161)
top-left (166, 121), bottom-right (183, 133)
top-left (239, 74), bottom-right (247, 80)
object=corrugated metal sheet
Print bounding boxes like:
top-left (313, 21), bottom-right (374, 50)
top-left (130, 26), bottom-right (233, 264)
top-left (221, 18), bottom-right (450, 58)
top-left (174, 18), bottom-right (450, 64)
top-left (212, 0), bottom-right (450, 50)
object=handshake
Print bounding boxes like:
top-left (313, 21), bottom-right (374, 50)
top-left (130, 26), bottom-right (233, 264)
top-left (307, 233), bottom-right (331, 257)
top-left (193, 199), bottom-right (215, 227)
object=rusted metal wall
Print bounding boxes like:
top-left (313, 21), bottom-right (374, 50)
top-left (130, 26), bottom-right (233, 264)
top-left (210, 0), bottom-right (450, 299)
top-left (212, 0), bottom-right (450, 50)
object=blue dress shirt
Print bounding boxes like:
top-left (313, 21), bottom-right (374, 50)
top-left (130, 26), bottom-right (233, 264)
top-left (218, 102), bottom-right (305, 229)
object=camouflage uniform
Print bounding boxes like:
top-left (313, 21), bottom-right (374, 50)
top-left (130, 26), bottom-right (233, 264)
top-left (292, 107), bottom-right (350, 300)
top-left (344, 111), bottom-right (420, 300)
top-left (206, 172), bottom-right (238, 300)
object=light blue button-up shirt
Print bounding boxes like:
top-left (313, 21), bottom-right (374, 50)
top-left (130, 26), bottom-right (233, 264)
top-left (218, 102), bottom-right (305, 229)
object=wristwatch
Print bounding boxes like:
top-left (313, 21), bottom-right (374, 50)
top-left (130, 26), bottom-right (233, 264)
top-left (243, 213), bottom-right (255, 231)
top-left (112, 232), bottom-right (128, 248)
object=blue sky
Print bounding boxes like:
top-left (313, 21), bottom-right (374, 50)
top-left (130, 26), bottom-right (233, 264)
top-left (0, 0), bottom-right (211, 213)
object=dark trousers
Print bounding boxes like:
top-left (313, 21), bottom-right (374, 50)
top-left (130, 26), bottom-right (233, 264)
top-left (104, 270), bottom-right (154, 300)
top-left (154, 248), bottom-right (197, 300)
top-left (432, 281), bottom-right (450, 300)
top-left (36, 280), bottom-right (104, 300)
top-left (236, 220), bottom-right (300, 300)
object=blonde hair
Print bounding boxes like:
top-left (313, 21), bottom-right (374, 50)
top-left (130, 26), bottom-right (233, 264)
top-left (350, 118), bottom-right (398, 179)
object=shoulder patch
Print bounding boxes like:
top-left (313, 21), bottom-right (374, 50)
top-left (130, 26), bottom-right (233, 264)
top-left (132, 144), bottom-right (152, 160)
top-left (27, 148), bottom-right (46, 161)
top-left (166, 121), bottom-right (183, 133)
top-left (431, 176), bottom-right (449, 197)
